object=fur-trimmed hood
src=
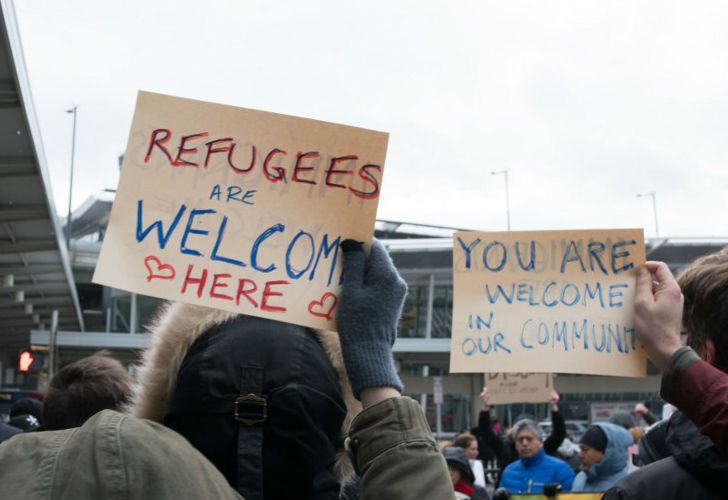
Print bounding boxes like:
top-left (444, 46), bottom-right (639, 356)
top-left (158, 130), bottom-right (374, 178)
top-left (130, 301), bottom-right (362, 484)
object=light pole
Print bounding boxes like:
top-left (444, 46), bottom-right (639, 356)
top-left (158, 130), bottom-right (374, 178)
top-left (637, 191), bottom-right (659, 236)
top-left (491, 169), bottom-right (511, 231)
top-left (66, 106), bottom-right (78, 250)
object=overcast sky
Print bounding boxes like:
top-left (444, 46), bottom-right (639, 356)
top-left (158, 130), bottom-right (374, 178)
top-left (12, 0), bottom-right (728, 237)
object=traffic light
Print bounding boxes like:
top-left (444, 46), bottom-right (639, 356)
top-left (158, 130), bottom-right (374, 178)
top-left (18, 350), bottom-right (41, 373)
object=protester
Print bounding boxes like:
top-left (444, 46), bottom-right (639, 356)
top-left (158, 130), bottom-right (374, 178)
top-left (8, 397), bottom-right (42, 432)
top-left (604, 258), bottom-right (728, 499)
top-left (0, 410), bottom-right (243, 500)
top-left (571, 422), bottom-right (632, 492)
top-left (498, 419), bottom-right (574, 494)
top-left (42, 351), bottom-right (133, 431)
top-left (443, 446), bottom-right (490, 500)
top-left (476, 388), bottom-right (566, 470)
top-left (631, 259), bottom-right (728, 456)
top-left (0, 420), bottom-right (21, 444)
top-left (131, 239), bottom-right (453, 499)
top-left (453, 433), bottom-right (486, 488)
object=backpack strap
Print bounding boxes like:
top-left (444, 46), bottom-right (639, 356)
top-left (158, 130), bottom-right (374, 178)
top-left (235, 364), bottom-right (267, 500)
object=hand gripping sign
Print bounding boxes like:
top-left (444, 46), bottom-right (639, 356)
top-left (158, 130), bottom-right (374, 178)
top-left (451, 229), bottom-right (647, 377)
top-left (93, 91), bottom-right (388, 331)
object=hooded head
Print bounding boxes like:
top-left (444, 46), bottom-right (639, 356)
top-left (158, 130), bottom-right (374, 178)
top-left (580, 422), bottom-right (632, 481)
top-left (443, 446), bottom-right (475, 485)
top-left (132, 303), bottom-right (361, 500)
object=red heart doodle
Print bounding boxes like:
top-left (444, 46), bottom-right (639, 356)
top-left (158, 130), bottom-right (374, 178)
top-left (307, 292), bottom-right (338, 320)
top-left (144, 256), bottom-right (176, 282)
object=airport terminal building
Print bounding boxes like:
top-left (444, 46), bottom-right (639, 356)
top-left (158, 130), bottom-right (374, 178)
top-left (16, 194), bottom-right (728, 433)
top-left (2, 2), bottom-right (727, 435)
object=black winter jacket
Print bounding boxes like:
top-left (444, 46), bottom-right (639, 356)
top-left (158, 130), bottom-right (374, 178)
top-left (603, 411), bottom-right (728, 500)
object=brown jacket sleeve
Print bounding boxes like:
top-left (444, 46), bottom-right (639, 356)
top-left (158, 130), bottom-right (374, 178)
top-left (662, 346), bottom-right (728, 456)
top-left (347, 396), bottom-right (453, 500)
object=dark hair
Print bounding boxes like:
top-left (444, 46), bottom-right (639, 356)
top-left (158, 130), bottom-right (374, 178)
top-left (453, 432), bottom-right (477, 449)
top-left (42, 351), bottom-right (132, 430)
top-left (678, 248), bottom-right (728, 373)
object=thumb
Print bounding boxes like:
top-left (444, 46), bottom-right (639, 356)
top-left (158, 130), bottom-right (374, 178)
top-left (341, 239), bottom-right (365, 290)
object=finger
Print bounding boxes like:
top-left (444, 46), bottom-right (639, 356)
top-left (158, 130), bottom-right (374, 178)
top-left (340, 239), bottom-right (365, 289)
top-left (645, 261), bottom-right (678, 287)
top-left (363, 239), bottom-right (402, 288)
top-left (634, 265), bottom-right (656, 306)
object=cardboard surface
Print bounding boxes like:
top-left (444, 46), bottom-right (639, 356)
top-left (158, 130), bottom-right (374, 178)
top-left (450, 229), bottom-right (646, 376)
top-left (485, 372), bottom-right (553, 404)
top-left (94, 91), bottom-right (388, 331)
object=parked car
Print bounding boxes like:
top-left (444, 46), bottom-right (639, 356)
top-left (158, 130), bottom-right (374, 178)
top-left (538, 419), bottom-right (589, 442)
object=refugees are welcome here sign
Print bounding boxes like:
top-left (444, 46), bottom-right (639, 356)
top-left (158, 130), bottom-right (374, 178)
top-left (451, 229), bottom-right (647, 377)
top-left (93, 91), bottom-right (388, 331)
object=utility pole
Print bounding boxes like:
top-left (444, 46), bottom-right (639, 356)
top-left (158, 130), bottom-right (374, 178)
top-left (637, 191), bottom-right (659, 236)
top-left (66, 105), bottom-right (78, 249)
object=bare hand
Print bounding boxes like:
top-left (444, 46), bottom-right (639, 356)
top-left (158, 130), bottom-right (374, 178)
top-left (634, 402), bottom-right (649, 416)
top-left (480, 386), bottom-right (490, 410)
top-left (550, 390), bottom-right (560, 411)
top-left (634, 262), bottom-right (684, 371)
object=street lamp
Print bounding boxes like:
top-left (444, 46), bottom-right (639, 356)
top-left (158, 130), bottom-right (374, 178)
top-left (66, 105), bottom-right (78, 250)
top-left (637, 191), bottom-right (659, 236)
top-left (491, 169), bottom-right (511, 231)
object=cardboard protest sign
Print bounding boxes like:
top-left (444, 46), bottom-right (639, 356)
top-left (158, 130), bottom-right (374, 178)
top-left (93, 91), bottom-right (388, 331)
top-left (485, 373), bottom-right (553, 405)
top-left (451, 229), bottom-right (646, 376)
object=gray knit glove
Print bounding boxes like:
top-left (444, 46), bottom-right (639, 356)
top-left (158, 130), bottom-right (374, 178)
top-left (338, 238), bottom-right (407, 399)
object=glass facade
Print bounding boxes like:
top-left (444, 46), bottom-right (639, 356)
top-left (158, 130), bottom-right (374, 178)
top-left (398, 283), bottom-right (429, 338)
top-left (431, 284), bottom-right (453, 338)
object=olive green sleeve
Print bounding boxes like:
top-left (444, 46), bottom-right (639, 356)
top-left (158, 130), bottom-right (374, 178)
top-left (347, 396), bottom-right (453, 500)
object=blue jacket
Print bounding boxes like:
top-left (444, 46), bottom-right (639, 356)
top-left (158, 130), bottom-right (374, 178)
top-left (572, 422), bottom-right (633, 492)
top-left (499, 448), bottom-right (575, 493)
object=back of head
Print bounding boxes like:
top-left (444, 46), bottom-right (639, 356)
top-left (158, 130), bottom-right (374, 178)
top-left (43, 351), bottom-right (132, 430)
top-left (678, 248), bottom-right (728, 372)
top-left (10, 397), bottom-right (42, 420)
top-left (609, 410), bottom-right (634, 430)
top-left (163, 315), bottom-right (347, 500)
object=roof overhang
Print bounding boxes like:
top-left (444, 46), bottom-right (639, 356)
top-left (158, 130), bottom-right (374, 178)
top-left (0, 1), bottom-right (84, 348)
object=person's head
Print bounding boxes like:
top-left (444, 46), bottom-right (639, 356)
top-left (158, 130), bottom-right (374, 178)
top-left (578, 425), bottom-right (607, 471)
top-left (443, 446), bottom-right (474, 486)
top-left (9, 397), bottom-right (43, 431)
top-left (43, 351), bottom-right (132, 431)
top-left (10, 397), bottom-right (42, 420)
top-left (513, 419), bottom-right (543, 459)
top-left (453, 432), bottom-right (479, 460)
top-left (609, 410), bottom-right (634, 430)
top-left (143, 309), bottom-right (350, 500)
top-left (678, 249), bottom-right (728, 372)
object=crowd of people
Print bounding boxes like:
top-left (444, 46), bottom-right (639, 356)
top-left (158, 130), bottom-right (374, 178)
top-left (0, 241), bottom-right (727, 499)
